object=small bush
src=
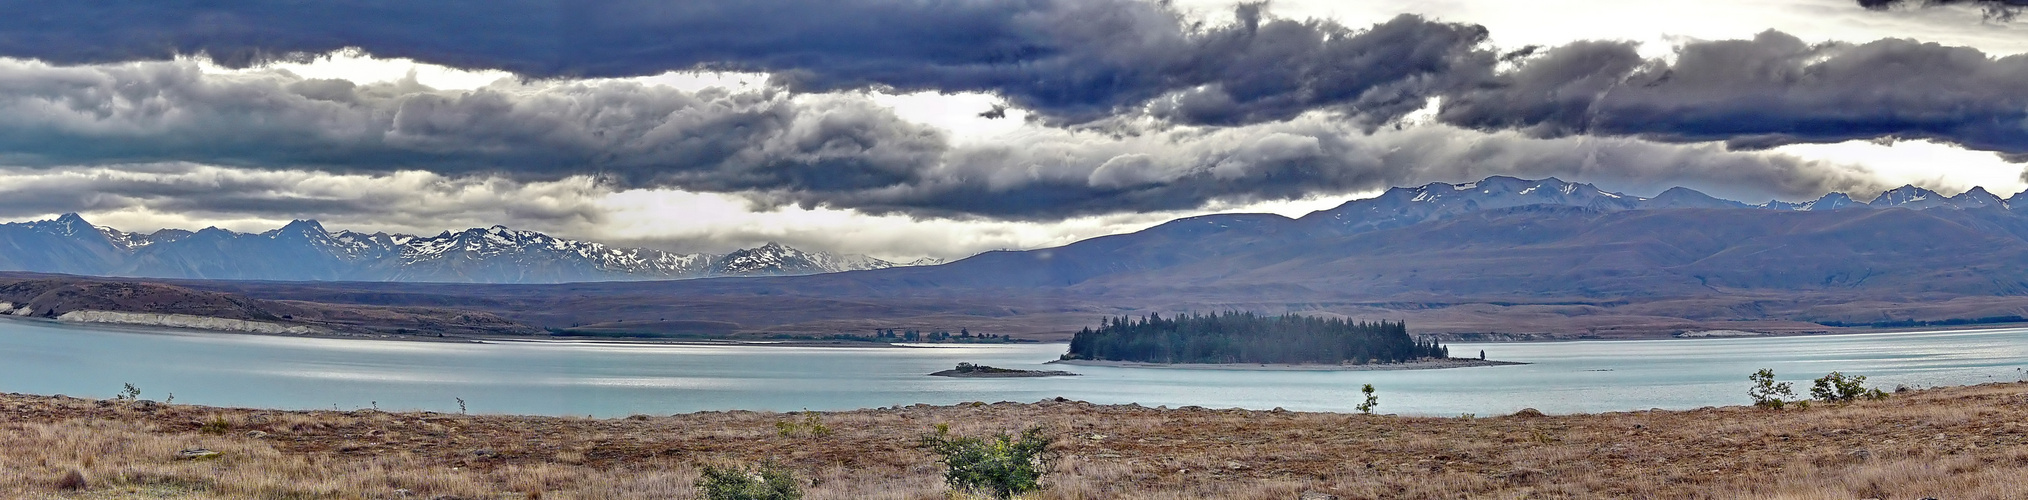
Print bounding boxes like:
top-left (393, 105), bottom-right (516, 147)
top-left (52, 469), bottom-right (86, 491)
top-left (200, 415), bottom-right (232, 434)
top-left (1749, 369), bottom-right (1796, 409)
top-left (1355, 384), bottom-right (1378, 414)
top-left (922, 427), bottom-right (1054, 500)
top-left (694, 460), bottom-right (802, 500)
top-left (115, 383), bottom-right (141, 402)
top-left (1811, 372), bottom-right (1889, 403)
top-left (775, 411), bottom-right (831, 437)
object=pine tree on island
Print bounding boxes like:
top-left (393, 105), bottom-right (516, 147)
top-left (1062, 312), bottom-right (1447, 365)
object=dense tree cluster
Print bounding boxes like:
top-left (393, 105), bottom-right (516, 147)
top-left (1064, 312), bottom-right (1446, 364)
top-left (874, 328), bottom-right (1003, 343)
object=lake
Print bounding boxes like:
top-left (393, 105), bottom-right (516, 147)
top-left (1, 319), bottom-right (2024, 417)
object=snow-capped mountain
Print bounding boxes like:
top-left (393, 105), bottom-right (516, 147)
top-left (1761, 192), bottom-right (1859, 211)
top-left (712, 242), bottom-right (901, 276)
top-left (1302, 176), bottom-right (1748, 234)
top-left (1864, 185), bottom-right (2006, 210)
top-left (1302, 176), bottom-right (1629, 233)
top-left (0, 216), bottom-right (941, 283)
top-left (1, 177), bottom-right (2016, 283)
top-left (1300, 176), bottom-right (2021, 236)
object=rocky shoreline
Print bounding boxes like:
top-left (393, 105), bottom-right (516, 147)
top-left (928, 362), bottom-right (1078, 377)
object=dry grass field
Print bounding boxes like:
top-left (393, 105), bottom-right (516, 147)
top-left (3, 382), bottom-right (2027, 499)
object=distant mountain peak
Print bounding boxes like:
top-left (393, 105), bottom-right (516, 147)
top-left (39, 212), bottom-right (97, 237)
top-left (1646, 186), bottom-right (1747, 209)
top-left (1950, 186), bottom-right (2005, 208)
top-left (0, 215), bottom-right (941, 283)
top-left (272, 219), bottom-right (329, 236)
top-left (1870, 185), bottom-right (1943, 207)
top-left (1302, 176), bottom-right (1643, 233)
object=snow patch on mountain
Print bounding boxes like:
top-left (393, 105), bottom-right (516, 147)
top-left (0, 215), bottom-right (944, 283)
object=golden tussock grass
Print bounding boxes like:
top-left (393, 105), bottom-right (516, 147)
top-left (2, 382), bottom-right (2027, 499)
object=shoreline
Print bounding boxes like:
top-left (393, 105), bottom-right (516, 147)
top-left (0, 313), bottom-right (483, 344)
top-left (1048, 357), bottom-right (1526, 371)
top-left (10, 310), bottom-right (2028, 348)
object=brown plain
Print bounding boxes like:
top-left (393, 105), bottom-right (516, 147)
top-left (3, 382), bottom-right (2027, 499)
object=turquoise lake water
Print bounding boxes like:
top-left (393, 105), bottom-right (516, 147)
top-left (1, 319), bottom-right (2023, 417)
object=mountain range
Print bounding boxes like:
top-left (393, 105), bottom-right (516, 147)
top-left (0, 216), bottom-right (939, 283)
top-left (7, 175), bottom-right (2028, 340)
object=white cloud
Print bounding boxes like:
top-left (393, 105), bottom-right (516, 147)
top-left (1773, 140), bottom-right (2028, 198)
top-left (202, 47), bottom-right (515, 90)
top-left (1187, 0), bottom-right (2028, 57)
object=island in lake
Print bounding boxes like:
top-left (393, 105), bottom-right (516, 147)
top-left (1056, 312), bottom-right (1522, 370)
top-left (929, 362), bottom-right (1078, 378)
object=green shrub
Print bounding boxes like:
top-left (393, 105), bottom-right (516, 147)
top-left (921, 427), bottom-right (1054, 499)
top-left (1748, 369), bottom-right (1795, 409)
top-left (1355, 384), bottom-right (1378, 414)
top-left (774, 411), bottom-right (831, 437)
top-left (200, 415), bottom-right (232, 434)
top-left (694, 460), bottom-right (802, 500)
top-left (1811, 372), bottom-right (1889, 403)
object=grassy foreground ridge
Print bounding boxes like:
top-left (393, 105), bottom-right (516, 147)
top-left (3, 383), bottom-right (2028, 499)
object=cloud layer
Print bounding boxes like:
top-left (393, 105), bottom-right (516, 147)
top-left (5, 0), bottom-right (2025, 160)
top-left (1439, 31), bottom-right (2028, 159)
top-left (1858, 0), bottom-right (2028, 20)
top-left (0, 58), bottom-right (1891, 220)
top-left (0, 59), bottom-right (948, 191)
top-left (0, 1), bottom-right (1493, 126)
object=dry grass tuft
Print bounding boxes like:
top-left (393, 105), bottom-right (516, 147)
top-left (3, 382), bottom-right (2028, 498)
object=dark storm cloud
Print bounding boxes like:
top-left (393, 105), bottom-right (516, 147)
top-left (0, 0), bottom-right (1492, 126)
top-left (1438, 31), bottom-right (2028, 159)
top-left (0, 57), bottom-right (1873, 220)
top-left (746, 118), bottom-right (1882, 219)
top-left (0, 60), bottom-right (948, 190)
top-left (1858, 0), bottom-right (2028, 20)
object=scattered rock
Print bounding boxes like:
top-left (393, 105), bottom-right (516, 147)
top-left (176, 448), bottom-right (222, 460)
top-left (1510, 408), bottom-right (1546, 418)
top-left (1298, 492), bottom-right (1340, 500)
top-left (929, 363), bottom-right (1077, 378)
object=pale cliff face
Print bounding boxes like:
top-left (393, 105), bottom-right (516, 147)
top-left (53, 310), bottom-right (317, 335)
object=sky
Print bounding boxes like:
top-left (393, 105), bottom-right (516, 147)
top-left (0, 0), bottom-right (2025, 259)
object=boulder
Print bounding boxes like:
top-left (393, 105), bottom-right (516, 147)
top-left (175, 448), bottom-right (222, 460)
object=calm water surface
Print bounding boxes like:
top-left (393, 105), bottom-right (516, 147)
top-left (1, 319), bottom-right (2024, 417)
